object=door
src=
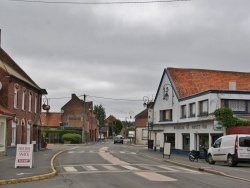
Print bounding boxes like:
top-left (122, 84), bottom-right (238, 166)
top-left (211, 138), bottom-right (222, 161)
top-left (238, 135), bottom-right (250, 159)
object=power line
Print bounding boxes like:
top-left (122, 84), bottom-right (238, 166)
top-left (10, 0), bottom-right (190, 5)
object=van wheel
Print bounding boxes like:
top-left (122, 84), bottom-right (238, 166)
top-left (228, 155), bottom-right (237, 167)
top-left (208, 154), bottom-right (215, 165)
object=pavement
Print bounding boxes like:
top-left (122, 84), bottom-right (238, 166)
top-left (0, 143), bottom-right (250, 185)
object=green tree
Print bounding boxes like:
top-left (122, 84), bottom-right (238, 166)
top-left (109, 119), bottom-right (123, 136)
top-left (93, 104), bottom-right (106, 131)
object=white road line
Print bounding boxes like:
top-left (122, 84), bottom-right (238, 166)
top-left (119, 151), bottom-right (125, 154)
top-left (82, 166), bottom-right (98, 171)
top-left (68, 151), bottom-right (74, 154)
top-left (133, 172), bottom-right (177, 182)
top-left (121, 165), bottom-right (140, 171)
top-left (64, 167), bottom-right (78, 172)
top-left (140, 165), bottom-right (158, 171)
top-left (157, 166), bottom-right (178, 172)
top-left (102, 165), bottom-right (120, 171)
top-left (175, 166), bottom-right (199, 173)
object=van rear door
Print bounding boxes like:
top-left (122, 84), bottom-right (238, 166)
top-left (238, 135), bottom-right (250, 159)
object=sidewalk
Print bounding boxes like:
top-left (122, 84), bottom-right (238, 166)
top-left (134, 145), bottom-right (250, 183)
top-left (0, 144), bottom-right (67, 185)
top-left (1, 144), bottom-right (250, 185)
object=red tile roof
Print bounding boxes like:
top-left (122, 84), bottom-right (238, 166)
top-left (40, 112), bottom-right (62, 127)
top-left (167, 67), bottom-right (250, 99)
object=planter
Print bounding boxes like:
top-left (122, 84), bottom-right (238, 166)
top-left (227, 126), bottom-right (250, 134)
top-left (64, 140), bottom-right (71, 144)
top-left (41, 142), bottom-right (47, 149)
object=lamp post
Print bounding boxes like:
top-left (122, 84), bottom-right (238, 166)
top-left (163, 84), bottom-right (174, 106)
top-left (143, 96), bottom-right (152, 149)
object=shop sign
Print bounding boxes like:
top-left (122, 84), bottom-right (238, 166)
top-left (14, 144), bottom-right (34, 168)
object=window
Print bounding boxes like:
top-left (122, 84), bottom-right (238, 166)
top-left (239, 137), bottom-right (250, 147)
top-left (160, 109), bottom-right (172, 121)
top-left (29, 91), bottom-right (32, 112)
top-left (180, 105), bottom-right (186, 118)
top-left (164, 133), bottom-right (175, 148)
top-left (213, 138), bottom-right (222, 148)
top-left (34, 94), bottom-right (38, 113)
top-left (22, 88), bottom-right (26, 110)
top-left (228, 100), bottom-right (246, 112)
top-left (182, 134), bottom-right (190, 150)
top-left (27, 124), bottom-right (31, 144)
top-left (142, 129), bottom-right (148, 140)
top-left (11, 121), bottom-right (17, 146)
top-left (199, 100), bottom-right (208, 116)
top-left (189, 103), bottom-right (196, 117)
top-left (14, 84), bottom-right (19, 109)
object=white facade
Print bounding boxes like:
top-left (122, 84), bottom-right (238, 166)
top-left (152, 71), bottom-right (250, 154)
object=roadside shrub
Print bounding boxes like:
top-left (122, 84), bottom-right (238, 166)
top-left (61, 133), bottom-right (81, 144)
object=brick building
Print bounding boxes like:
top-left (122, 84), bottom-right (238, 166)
top-left (61, 94), bottom-right (98, 142)
top-left (0, 42), bottom-right (47, 155)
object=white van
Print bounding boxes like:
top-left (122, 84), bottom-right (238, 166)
top-left (207, 134), bottom-right (250, 166)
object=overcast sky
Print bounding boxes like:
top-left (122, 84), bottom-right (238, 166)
top-left (1, 0), bottom-right (250, 120)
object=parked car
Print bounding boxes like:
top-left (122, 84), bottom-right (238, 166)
top-left (114, 135), bottom-right (123, 144)
top-left (207, 134), bottom-right (250, 166)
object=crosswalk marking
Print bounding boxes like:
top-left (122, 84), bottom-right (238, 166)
top-left (82, 166), bottom-right (98, 171)
top-left (157, 165), bottom-right (178, 171)
top-left (63, 167), bottom-right (78, 172)
top-left (134, 172), bottom-right (177, 182)
top-left (68, 150), bottom-right (136, 155)
top-left (103, 165), bottom-right (119, 171)
top-left (121, 165), bottom-right (140, 171)
top-left (61, 164), bottom-right (203, 175)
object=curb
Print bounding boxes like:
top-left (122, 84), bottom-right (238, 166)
top-left (137, 151), bottom-right (250, 183)
top-left (0, 150), bottom-right (67, 185)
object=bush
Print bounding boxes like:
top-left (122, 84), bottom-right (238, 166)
top-left (61, 133), bottom-right (82, 144)
top-left (214, 107), bottom-right (250, 127)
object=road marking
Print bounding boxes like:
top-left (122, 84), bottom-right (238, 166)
top-left (175, 166), bottom-right (199, 173)
top-left (121, 165), bottom-right (140, 170)
top-left (120, 151), bottom-right (125, 154)
top-left (133, 172), bottom-right (177, 182)
top-left (64, 167), bottom-right (78, 172)
top-left (82, 165), bottom-right (98, 171)
top-left (103, 165), bottom-right (120, 171)
top-left (157, 165), bottom-right (178, 172)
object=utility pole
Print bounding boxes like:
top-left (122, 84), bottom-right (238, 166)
top-left (82, 94), bottom-right (86, 143)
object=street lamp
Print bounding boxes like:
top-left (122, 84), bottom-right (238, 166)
top-left (143, 96), bottom-right (152, 149)
top-left (129, 111), bottom-right (134, 119)
top-left (143, 96), bottom-right (149, 108)
top-left (163, 84), bottom-right (174, 106)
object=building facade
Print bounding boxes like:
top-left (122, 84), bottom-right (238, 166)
top-left (152, 68), bottom-right (250, 154)
top-left (61, 94), bottom-right (98, 142)
top-left (0, 46), bottom-right (47, 155)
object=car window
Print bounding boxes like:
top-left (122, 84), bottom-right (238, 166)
top-left (213, 138), bottom-right (222, 148)
top-left (239, 137), bottom-right (250, 147)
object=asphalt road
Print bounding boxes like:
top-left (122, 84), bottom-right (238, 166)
top-left (2, 141), bottom-right (250, 188)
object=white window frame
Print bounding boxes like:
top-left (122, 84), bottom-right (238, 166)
top-left (11, 121), bottom-right (17, 146)
top-left (199, 100), bottom-right (208, 115)
top-left (27, 124), bottom-right (31, 144)
top-left (22, 88), bottom-right (26, 110)
top-left (29, 91), bottom-right (32, 112)
top-left (189, 102), bottom-right (196, 117)
top-left (181, 105), bottom-right (186, 118)
top-left (14, 84), bottom-right (19, 109)
top-left (229, 100), bottom-right (246, 112)
top-left (34, 94), bottom-right (38, 113)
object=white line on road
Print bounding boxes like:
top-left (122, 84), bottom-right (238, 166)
top-left (64, 167), bottom-right (78, 172)
top-left (133, 172), bottom-right (177, 182)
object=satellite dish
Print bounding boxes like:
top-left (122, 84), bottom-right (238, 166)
top-left (0, 81), bottom-right (2, 90)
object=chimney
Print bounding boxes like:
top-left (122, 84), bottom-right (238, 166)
top-left (229, 81), bottom-right (236, 90)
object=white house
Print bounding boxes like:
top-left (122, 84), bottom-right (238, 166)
top-left (151, 67), bottom-right (250, 154)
